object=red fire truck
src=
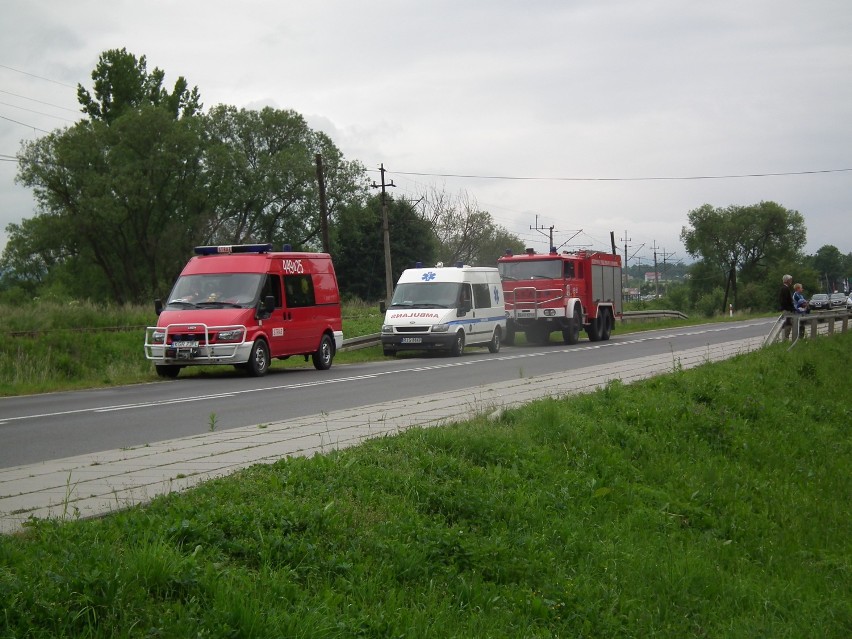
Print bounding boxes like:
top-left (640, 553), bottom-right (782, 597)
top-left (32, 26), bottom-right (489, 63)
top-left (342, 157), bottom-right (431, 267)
top-left (497, 247), bottom-right (622, 345)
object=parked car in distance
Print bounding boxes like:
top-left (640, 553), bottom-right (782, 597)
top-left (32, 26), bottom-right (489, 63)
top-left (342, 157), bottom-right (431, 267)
top-left (829, 293), bottom-right (847, 309)
top-left (847, 294), bottom-right (852, 311)
top-left (808, 293), bottom-right (830, 311)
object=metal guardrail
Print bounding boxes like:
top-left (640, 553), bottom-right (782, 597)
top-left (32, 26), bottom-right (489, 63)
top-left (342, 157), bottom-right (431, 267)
top-left (763, 309), bottom-right (851, 347)
top-left (621, 310), bottom-right (688, 322)
top-left (339, 333), bottom-right (382, 351)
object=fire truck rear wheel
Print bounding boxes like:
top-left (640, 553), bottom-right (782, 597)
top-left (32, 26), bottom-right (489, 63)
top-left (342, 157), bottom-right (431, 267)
top-left (155, 364), bottom-right (181, 378)
top-left (504, 324), bottom-right (515, 346)
top-left (247, 339), bottom-right (271, 376)
top-left (488, 327), bottom-right (501, 353)
top-left (450, 331), bottom-right (465, 356)
top-left (600, 308), bottom-right (612, 340)
top-left (312, 334), bottom-right (335, 370)
top-left (585, 315), bottom-right (603, 342)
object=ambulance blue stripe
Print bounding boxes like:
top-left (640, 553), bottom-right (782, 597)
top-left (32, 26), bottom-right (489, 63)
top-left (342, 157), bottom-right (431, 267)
top-left (446, 315), bottom-right (505, 326)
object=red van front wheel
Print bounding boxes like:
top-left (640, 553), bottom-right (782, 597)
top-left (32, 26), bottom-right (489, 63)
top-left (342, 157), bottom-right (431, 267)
top-left (246, 339), bottom-right (270, 377)
top-left (312, 334), bottom-right (334, 370)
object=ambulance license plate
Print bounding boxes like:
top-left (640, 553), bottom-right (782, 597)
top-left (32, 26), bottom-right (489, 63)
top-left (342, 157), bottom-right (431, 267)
top-left (173, 340), bottom-right (199, 348)
top-left (400, 337), bottom-right (422, 344)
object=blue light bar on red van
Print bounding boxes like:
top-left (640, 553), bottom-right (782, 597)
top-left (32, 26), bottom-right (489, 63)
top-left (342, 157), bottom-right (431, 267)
top-left (193, 244), bottom-right (273, 255)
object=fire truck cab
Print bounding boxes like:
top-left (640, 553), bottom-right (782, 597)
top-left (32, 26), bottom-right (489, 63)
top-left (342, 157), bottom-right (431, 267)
top-left (497, 248), bottom-right (622, 346)
top-left (145, 244), bottom-right (343, 378)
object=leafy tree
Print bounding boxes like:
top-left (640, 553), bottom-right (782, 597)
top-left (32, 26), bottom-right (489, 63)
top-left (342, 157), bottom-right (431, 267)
top-left (12, 107), bottom-right (210, 302)
top-left (203, 106), bottom-right (366, 250)
top-left (332, 194), bottom-right (438, 301)
top-left (808, 245), bottom-right (845, 293)
top-left (664, 282), bottom-right (690, 313)
top-left (5, 50), bottom-right (370, 304)
top-left (77, 48), bottom-right (201, 123)
top-left (7, 49), bottom-right (210, 303)
top-left (418, 186), bottom-right (524, 266)
top-left (680, 201), bottom-right (806, 311)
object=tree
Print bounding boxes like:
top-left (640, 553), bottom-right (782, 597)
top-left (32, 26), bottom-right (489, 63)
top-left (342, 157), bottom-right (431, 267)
top-left (7, 49), bottom-right (210, 303)
top-left (77, 48), bottom-right (201, 123)
top-left (5, 50), bottom-right (370, 303)
top-left (808, 245), bottom-right (845, 293)
top-left (203, 106), bottom-right (366, 250)
top-left (417, 186), bottom-right (524, 266)
top-left (680, 201), bottom-right (806, 311)
top-left (12, 107), bottom-right (210, 302)
top-left (331, 194), bottom-right (438, 300)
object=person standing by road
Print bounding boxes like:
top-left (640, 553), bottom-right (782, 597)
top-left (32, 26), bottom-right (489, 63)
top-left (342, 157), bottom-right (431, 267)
top-left (793, 283), bottom-right (808, 338)
top-left (778, 274), bottom-right (795, 339)
top-left (793, 283), bottom-right (808, 313)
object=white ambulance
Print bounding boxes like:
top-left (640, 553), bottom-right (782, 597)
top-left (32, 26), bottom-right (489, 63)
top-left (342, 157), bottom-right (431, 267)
top-left (380, 263), bottom-right (506, 356)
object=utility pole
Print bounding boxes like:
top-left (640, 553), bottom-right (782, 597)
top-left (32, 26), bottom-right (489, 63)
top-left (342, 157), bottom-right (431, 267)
top-left (620, 230), bottom-right (631, 269)
top-left (314, 154), bottom-right (330, 252)
top-left (370, 163), bottom-right (396, 303)
top-left (618, 230), bottom-right (630, 303)
top-left (651, 241), bottom-right (660, 299)
top-left (530, 215), bottom-right (554, 251)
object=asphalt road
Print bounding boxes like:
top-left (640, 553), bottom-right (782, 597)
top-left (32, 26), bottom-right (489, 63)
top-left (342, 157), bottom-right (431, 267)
top-left (0, 318), bottom-right (775, 468)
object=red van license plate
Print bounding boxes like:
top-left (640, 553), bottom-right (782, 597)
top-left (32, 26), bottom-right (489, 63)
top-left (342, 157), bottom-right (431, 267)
top-left (173, 340), bottom-right (199, 348)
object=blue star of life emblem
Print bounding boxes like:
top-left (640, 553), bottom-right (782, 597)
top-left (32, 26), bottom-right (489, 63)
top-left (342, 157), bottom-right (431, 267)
top-left (493, 286), bottom-right (500, 302)
top-left (422, 271), bottom-right (437, 281)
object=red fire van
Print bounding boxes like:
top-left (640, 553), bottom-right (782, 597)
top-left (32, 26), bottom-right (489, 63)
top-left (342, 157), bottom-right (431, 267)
top-left (144, 244), bottom-right (343, 378)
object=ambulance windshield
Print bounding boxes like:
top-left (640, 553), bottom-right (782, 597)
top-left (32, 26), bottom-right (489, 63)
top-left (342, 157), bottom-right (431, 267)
top-left (166, 273), bottom-right (263, 308)
top-left (499, 259), bottom-right (562, 280)
top-left (389, 282), bottom-right (462, 309)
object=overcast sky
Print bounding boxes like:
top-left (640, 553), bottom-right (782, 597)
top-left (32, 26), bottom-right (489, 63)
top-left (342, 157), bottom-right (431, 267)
top-left (2, 0), bottom-right (850, 269)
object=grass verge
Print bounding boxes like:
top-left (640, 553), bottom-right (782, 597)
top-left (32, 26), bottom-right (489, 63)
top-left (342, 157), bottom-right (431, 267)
top-left (2, 333), bottom-right (849, 637)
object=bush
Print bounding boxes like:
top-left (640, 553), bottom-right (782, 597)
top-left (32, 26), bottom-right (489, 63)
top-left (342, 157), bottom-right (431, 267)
top-left (695, 287), bottom-right (725, 317)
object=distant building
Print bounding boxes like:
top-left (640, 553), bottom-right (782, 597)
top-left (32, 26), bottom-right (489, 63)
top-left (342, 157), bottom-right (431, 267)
top-left (644, 271), bottom-right (662, 283)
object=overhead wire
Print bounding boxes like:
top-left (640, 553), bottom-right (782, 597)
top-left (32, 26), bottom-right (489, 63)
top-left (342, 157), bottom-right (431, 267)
top-left (0, 89), bottom-right (81, 114)
top-left (389, 167), bottom-right (852, 182)
top-left (0, 101), bottom-right (77, 123)
top-left (0, 63), bottom-right (78, 89)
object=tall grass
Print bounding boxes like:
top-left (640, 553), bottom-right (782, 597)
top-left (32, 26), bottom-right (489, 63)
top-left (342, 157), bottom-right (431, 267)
top-left (0, 300), bottom-right (385, 396)
top-left (1, 334), bottom-right (850, 637)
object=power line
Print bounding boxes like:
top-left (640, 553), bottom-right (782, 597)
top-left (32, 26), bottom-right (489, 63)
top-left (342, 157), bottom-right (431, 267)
top-left (391, 168), bottom-right (852, 182)
top-left (0, 89), bottom-right (80, 113)
top-left (0, 114), bottom-right (50, 133)
top-left (0, 63), bottom-right (78, 89)
top-left (0, 101), bottom-right (77, 123)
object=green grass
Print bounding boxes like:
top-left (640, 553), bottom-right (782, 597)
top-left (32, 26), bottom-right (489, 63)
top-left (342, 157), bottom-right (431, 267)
top-left (0, 300), bottom-right (386, 396)
top-left (2, 333), bottom-right (849, 637)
